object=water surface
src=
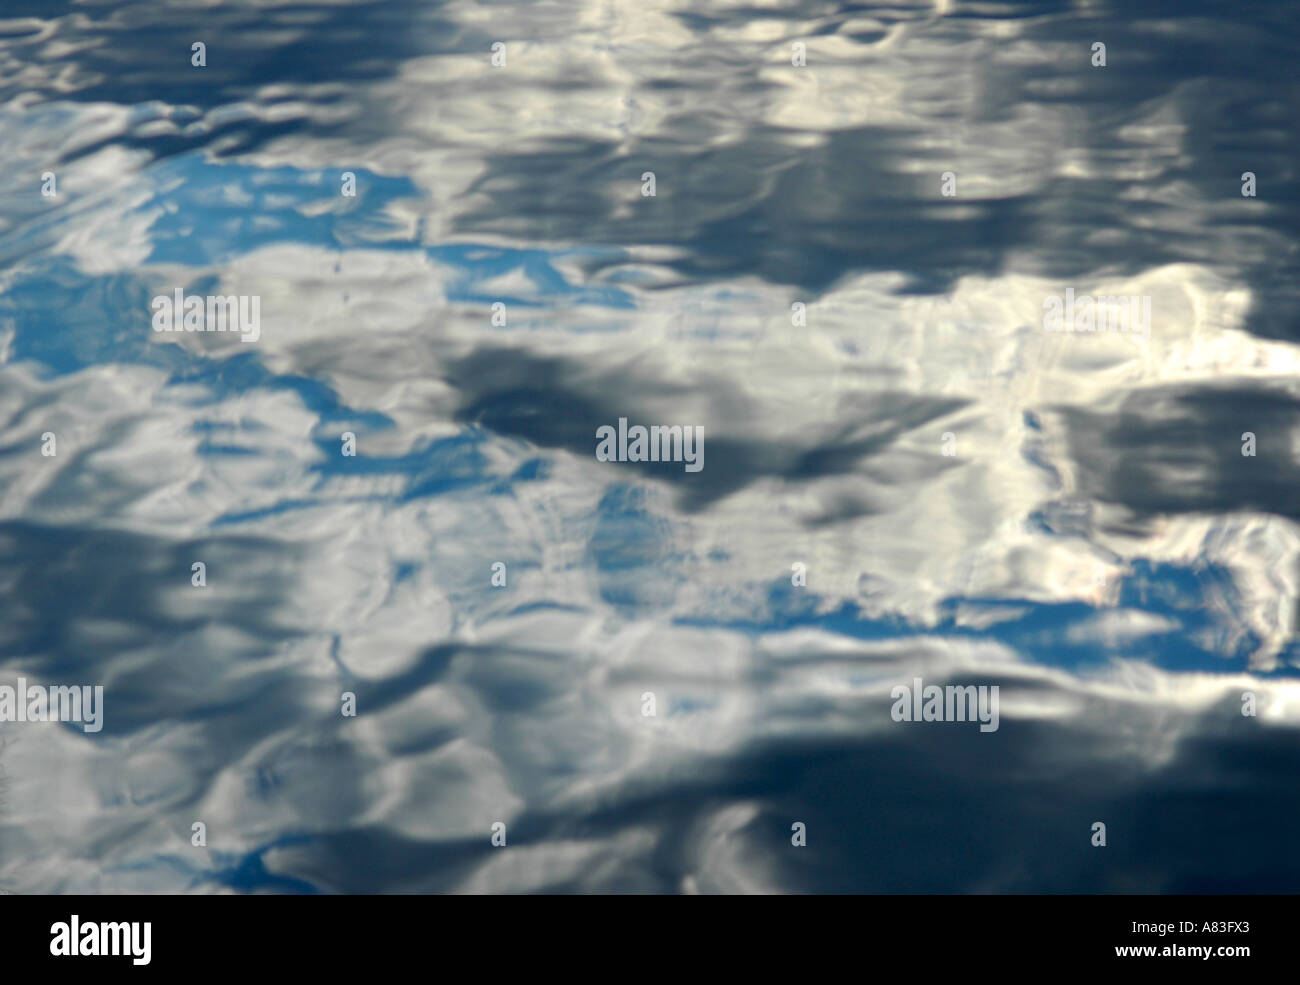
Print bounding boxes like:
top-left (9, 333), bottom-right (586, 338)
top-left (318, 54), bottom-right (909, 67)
top-left (1, 0), bottom-right (1299, 893)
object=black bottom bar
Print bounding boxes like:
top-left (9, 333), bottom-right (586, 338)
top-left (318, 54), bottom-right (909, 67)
top-left (0, 894), bottom-right (1285, 972)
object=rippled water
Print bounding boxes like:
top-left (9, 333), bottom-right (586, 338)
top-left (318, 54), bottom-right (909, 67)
top-left (1, 0), bottom-right (1298, 893)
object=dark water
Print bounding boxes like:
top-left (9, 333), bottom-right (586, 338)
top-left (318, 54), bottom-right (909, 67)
top-left (1, 0), bottom-right (1298, 893)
